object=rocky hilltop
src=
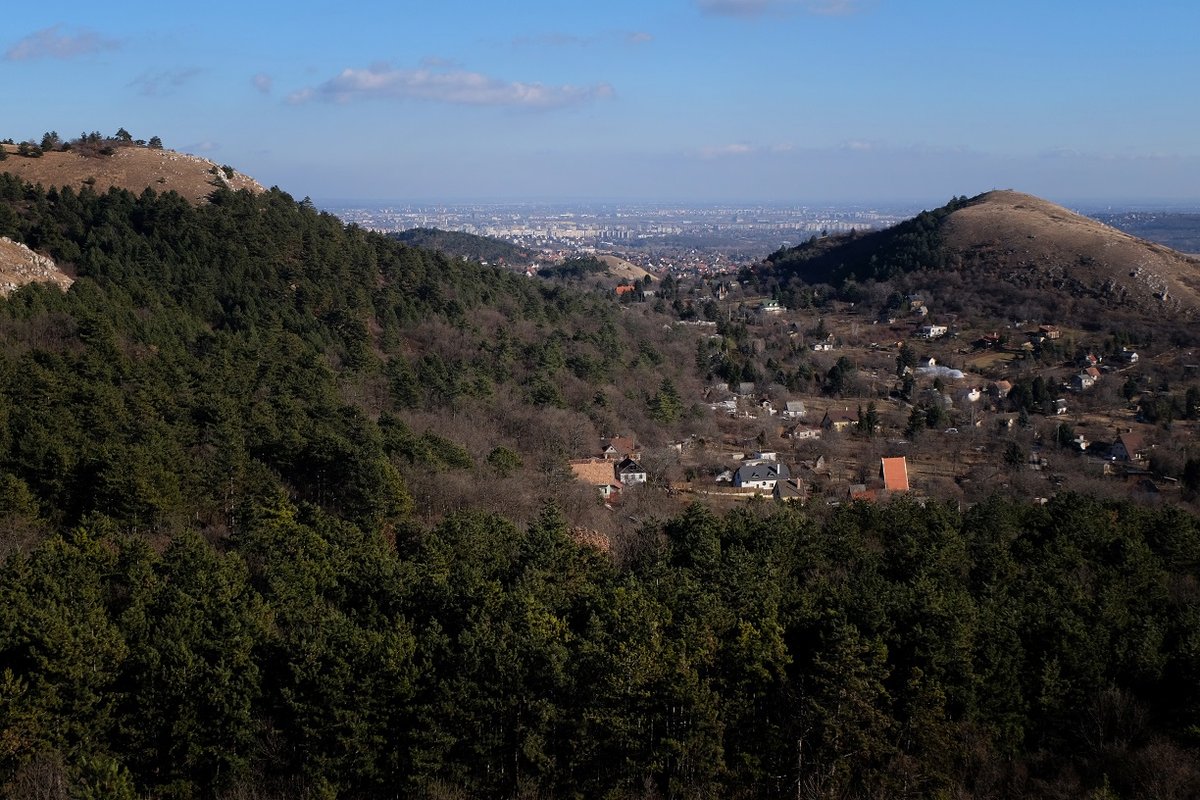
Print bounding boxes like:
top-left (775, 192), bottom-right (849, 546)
top-left (1, 142), bottom-right (263, 204)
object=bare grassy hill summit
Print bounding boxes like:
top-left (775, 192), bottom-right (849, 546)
top-left (942, 190), bottom-right (1200, 316)
top-left (764, 189), bottom-right (1200, 322)
top-left (1, 143), bottom-right (264, 203)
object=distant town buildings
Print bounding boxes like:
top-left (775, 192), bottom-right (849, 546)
top-left (320, 201), bottom-right (913, 278)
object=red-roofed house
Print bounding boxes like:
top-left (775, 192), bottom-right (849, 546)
top-left (880, 456), bottom-right (910, 492)
top-left (1112, 431), bottom-right (1148, 463)
top-left (570, 458), bottom-right (622, 498)
top-left (599, 436), bottom-right (641, 461)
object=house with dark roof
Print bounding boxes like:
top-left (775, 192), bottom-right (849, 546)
top-left (733, 462), bottom-right (790, 491)
top-left (773, 478), bottom-right (806, 502)
top-left (820, 408), bottom-right (858, 432)
top-left (782, 400), bottom-right (807, 419)
top-left (616, 457), bottom-right (647, 485)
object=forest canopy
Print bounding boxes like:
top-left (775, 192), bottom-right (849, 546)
top-left (0, 178), bottom-right (1197, 798)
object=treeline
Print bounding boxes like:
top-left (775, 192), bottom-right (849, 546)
top-left (3, 495), bottom-right (1199, 798)
top-left (2, 128), bottom-right (164, 160)
top-left (390, 228), bottom-right (535, 268)
top-left (762, 195), bottom-right (973, 291)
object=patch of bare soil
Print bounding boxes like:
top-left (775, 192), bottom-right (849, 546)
top-left (598, 253), bottom-right (654, 282)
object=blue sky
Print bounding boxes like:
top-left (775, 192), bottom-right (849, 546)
top-left (4, 0), bottom-right (1199, 203)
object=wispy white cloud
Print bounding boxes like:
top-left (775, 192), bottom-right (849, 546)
top-left (287, 63), bottom-right (614, 110)
top-left (4, 24), bottom-right (119, 61)
top-left (252, 73), bottom-right (273, 94)
top-left (511, 30), bottom-right (653, 48)
top-left (696, 0), bottom-right (865, 17)
top-left (698, 143), bottom-right (756, 158)
top-left (129, 68), bottom-right (202, 97)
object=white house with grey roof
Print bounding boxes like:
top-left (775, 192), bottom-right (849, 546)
top-left (733, 462), bottom-right (790, 491)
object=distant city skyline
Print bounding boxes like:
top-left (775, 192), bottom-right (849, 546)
top-left (5, 1), bottom-right (1200, 204)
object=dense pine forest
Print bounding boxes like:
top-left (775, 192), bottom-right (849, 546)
top-left (0, 180), bottom-right (1198, 798)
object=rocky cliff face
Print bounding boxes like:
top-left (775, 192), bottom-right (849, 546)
top-left (0, 236), bottom-right (73, 296)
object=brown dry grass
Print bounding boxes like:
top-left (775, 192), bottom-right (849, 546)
top-left (943, 190), bottom-right (1200, 317)
top-left (1, 143), bottom-right (264, 203)
top-left (598, 253), bottom-right (654, 282)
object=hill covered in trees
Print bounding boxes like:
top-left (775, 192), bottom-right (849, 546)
top-left (0, 170), bottom-right (1198, 798)
top-left (4, 494), bottom-right (1200, 798)
top-left (390, 227), bottom-right (536, 268)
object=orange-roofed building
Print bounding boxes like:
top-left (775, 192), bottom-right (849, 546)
top-left (880, 456), bottom-right (910, 492)
top-left (569, 458), bottom-right (621, 498)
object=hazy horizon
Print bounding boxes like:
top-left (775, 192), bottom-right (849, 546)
top-left (5, 1), bottom-right (1200, 204)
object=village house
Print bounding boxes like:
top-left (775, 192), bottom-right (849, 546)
top-left (786, 423), bottom-right (822, 440)
top-left (599, 435), bottom-right (641, 461)
top-left (916, 323), bottom-right (948, 339)
top-left (1111, 431), bottom-right (1148, 462)
top-left (773, 478), bottom-right (806, 502)
top-left (848, 484), bottom-right (878, 502)
top-left (617, 457), bottom-right (648, 485)
top-left (734, 462), bottom-right (790, 491)
top-left (1072, 369), bottom-right (1099, 391)
top-left (712, 399), bottom-right (738, 416)
top-left (820, 408), bottom-right (859, 432)
top-left (758, 299), bottom-right (785, 314)
top-left (782, 400), bottom-right (807, 419)
top-left (977, 331), bottom-right (1002, 349)
top-left (569, 458), bottom-right (622, 499)
top-left (991, 379), bottom-right (1013, 399)
top-left (880, 456), bottom-right (910, 492)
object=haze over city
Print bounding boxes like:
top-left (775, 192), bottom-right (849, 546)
top-left (5, 0), bottom-right (1200, 204)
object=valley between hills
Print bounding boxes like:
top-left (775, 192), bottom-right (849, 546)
top-left (1, 131), bottom-right (1200, 799)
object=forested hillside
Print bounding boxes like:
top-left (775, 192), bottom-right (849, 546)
top-left (391, 228), bottom-right (536, 268)
top-left (0, 176), bottom-right (703, 543)
top-left (3, 495), bottom-right (1199, 798)
top-left (0, 178), bottom-right (1198, 799)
